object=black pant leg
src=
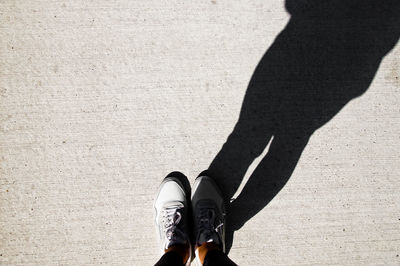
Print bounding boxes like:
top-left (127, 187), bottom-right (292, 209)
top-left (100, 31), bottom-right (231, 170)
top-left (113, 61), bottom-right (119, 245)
top-left (203, 250), bottom-right (237, 266)
top-left (154, 251), bottom-right (184, 266)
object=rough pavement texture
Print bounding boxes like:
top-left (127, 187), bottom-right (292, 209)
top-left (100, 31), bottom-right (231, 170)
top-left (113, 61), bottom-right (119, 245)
top-left (1, 1), bottom-right (399, 265)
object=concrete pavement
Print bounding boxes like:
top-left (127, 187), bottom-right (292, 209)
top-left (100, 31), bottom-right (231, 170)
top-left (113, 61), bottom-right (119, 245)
top-left (1, 1), bottom-right (399, 265)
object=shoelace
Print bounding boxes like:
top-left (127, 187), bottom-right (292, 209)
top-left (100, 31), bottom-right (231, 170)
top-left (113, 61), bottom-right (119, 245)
top-left (197, 207), bottom-right (223, 242)
top-left (162, 206), bottom-right (184, 241)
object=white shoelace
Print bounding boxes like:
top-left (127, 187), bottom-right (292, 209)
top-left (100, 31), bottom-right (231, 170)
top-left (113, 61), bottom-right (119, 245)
top-left (162, 206), bottom-right (184, 242)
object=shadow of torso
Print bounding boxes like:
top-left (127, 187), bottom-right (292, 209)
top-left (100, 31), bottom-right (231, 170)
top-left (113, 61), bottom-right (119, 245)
top-left (247, 0), bottom-right (399, 132)
top-left (209, 0), bottom-right (400, 253)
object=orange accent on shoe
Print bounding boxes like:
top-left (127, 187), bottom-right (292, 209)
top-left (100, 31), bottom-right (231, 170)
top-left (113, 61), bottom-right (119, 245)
top-left (196, 242), bottom-right (221, 264)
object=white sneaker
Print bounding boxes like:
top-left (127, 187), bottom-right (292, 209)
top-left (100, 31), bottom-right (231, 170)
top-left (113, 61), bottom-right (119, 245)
top-left (154, 172), bottom-right (192, 265)
top-left (191, 171), bottom-right (226, 261)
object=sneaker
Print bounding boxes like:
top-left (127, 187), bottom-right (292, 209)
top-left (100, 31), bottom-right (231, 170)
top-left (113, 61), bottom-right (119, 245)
top-left (191, 171), bottom-right (226, 258)
top-left (154, 172), bottom-right (192, 265)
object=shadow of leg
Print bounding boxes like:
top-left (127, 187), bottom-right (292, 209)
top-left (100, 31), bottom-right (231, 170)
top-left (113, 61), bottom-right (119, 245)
top-left (224, 132), bottom-right (310, 253)
top-left (209, 121), bottom-right (274, 204)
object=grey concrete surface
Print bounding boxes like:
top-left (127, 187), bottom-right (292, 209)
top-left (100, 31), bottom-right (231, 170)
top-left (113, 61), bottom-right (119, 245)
top-left (1, 1), bottom-right (399, 265)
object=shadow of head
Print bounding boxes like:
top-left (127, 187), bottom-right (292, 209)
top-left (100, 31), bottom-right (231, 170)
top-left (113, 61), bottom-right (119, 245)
top-left (209, 0), bottom-right (400, 253)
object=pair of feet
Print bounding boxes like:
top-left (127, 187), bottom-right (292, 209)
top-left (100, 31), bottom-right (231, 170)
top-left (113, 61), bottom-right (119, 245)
top-left (154, 171), bottom-right (226, 265)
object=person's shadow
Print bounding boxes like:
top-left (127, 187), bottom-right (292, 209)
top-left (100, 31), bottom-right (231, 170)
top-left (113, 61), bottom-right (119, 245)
top-left (207, 0), bottom-right (400, 253)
